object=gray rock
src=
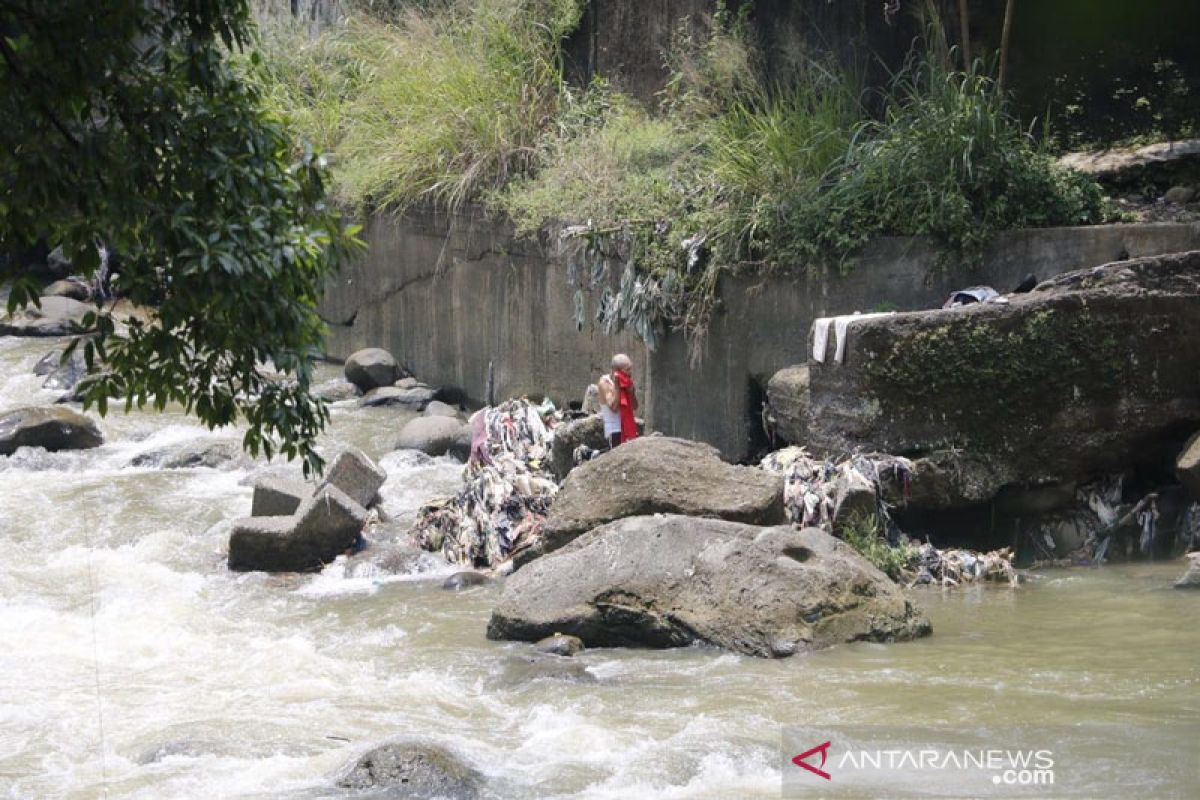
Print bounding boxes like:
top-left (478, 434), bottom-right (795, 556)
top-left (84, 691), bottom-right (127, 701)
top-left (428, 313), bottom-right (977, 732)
top-left (359, 385), bottom-right (436, 410)
top-left (489, 515), bottom-right (931, 657)
top-left (343, 347), bottom-right (402, 392)
top-left (394, 376), bottom-right (420, 389)
top-left (832, 468), bottom-right (877, 534)
top-left (549, 414), bottom-right (608, 481)
top-left (129, 439), bottom-right (249, 470)
top-left (34, 347), bottom-right (88, 392)
top-left (228, 485), bottom-right (367, 572)
top-left (318, 449), bottom-right (386, 509)
top-left (337, 742), bottom-right (483, 798)
top-left (312, 377), bottom-right (360, 402)
top-left (442, 571), bottom-right (491, 591)
top-left (0, 406), bottom-right (103, 455)
top-left (423, 400), bottom-right (462, 419)
top-left (1164, 185), bottom-right (1196, 204)
top-left (396, 416), bottom-right (470, 459)
top-left (0, 296), bottom-right (91, 337)
top-left (251, 476), bottom-right (310, 517)
top-left (497, 654), bottom-right (596, 686)
top-left (766, 365), bottom-right (810, 446)
top-left (1174, 554), bottom-right (1200, 589)
top-left (806, 251), bottom-right (1200, 509)
top-left (581, 383), bottom-right (601, 414)
top-left (522, 437), bottom-right (784, 566)
top-left (535, 634), bottom-right (584, 657)
top-left (42, 279), bottom-right (91, 302)
top-left (1176, 431), bottom-right (1200, 500)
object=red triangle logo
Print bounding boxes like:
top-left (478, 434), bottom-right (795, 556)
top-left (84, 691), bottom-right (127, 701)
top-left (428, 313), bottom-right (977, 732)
top-left (792, 740), bottom-right (832, 781)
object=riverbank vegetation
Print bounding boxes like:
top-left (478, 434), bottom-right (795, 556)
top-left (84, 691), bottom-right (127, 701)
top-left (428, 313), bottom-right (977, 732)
top-left (249, 0), bottom-right (1116, 355)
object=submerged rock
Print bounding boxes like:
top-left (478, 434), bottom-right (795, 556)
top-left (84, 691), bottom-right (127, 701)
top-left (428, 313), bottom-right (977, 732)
top-left (442, 571), bottom-right (491, 591)
top-left (343, 347), bottom-right (402, 392)
top-left (534, 634), bottom-right (584, 657)
top-left (519, 437), bottom-right (784, 566)
top-left (497, 654), bottom-right (595, 686)
top-left (0, 296), bottom-right (91, 337)
top-left (34, 347), bottom-right (88, 392)
top-left (228, 485), bottom-right (367, 573)
top-left (804, 251), bottom-right (1200, 509)
top-left (396, 416), bottom-right (470, 460)
top-left (312, 377), bottom-right (361, 402)
top-left (0, 406), bottom-right (103, 455)
top-left (337, 742), bottom-right (483, 798)
top-left (490, 515), bottom-right (931, 657)
top-left (129, 439), bottom-right (248, 470)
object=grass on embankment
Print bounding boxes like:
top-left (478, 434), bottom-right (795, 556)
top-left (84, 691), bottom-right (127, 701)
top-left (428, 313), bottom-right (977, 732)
top-left (246, 0), bottom-right (1118, 355)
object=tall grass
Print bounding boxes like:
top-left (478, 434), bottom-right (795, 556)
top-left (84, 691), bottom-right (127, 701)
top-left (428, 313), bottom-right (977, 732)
top-left (250, 0), bottom-right (582, 210)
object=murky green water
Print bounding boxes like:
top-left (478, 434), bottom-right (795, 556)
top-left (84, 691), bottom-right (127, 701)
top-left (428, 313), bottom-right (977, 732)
top-left (0, 336), bottom-right (1196, 799)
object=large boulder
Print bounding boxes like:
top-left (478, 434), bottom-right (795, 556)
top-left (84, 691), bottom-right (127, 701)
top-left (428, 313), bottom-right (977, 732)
top-left (1176, 431), bottom-right (1200, 500)
top-left (343, 347), bottom-right (402, 392)
top-left (548, 414), bottom-right (646, 480)
top-left (0, 296), bottom-right (91, 337)
top-left (805, 251), bottom-right (1200, 509)
top-left (522, 437), bottom-right (785, 565)
top-left (43, 279), bottom-right (91, 302)
top-left (318, 449), bottom-right (386, 509)
top-left (228, 485), bottom-right (367, 572)
top-left (0, 407), bottom-right (103, 455)
top-left (395, 416), bottom-right (470, 459)
top-left (489, 515), bottom-right (931, 657)
top-left (250, 476), bottom-right (310, 517)
top-left (337, 742), bottom-right (482, 798)
top-left (766, 365), bottom-right (810, 446)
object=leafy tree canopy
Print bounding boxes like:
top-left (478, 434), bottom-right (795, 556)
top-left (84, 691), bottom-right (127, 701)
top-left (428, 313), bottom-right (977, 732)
top-left (0, 0), bottom-right (361, 476)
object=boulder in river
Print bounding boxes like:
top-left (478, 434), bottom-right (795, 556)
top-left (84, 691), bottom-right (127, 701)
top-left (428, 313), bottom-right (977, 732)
top-left (1174, 553), bottom-right (1200, 589)
top-left (129, 439), bottom-right (249, 470)
top-left (337, 741), bottom-right (483, 798)
top-left (42, 279), bottom-right (91, 302)
top-left (359, 385), bottom-right (436, 410)
top-left (0, 296), bottom-right (91, 337)
top-left (33, 347), bottom-right (88, 392)
top-left (312, 377), bottom-right (361, 403)
top-left (0, 406), bottom-right (103, 455)
top-left (343, 347), bottom-right (403, 392)
top-left (396, 416), bottom-right (470, 460)
top-left (442, 571), bottom-right (491, 591)
top-left (423, 400), bottom-right (462, 419)
top-left (803, 251), bottom-right (1200, 509)
top-left (520, 437), bottom-right (785, 566)
top-left (489, 515), bottom-right (931, 657)
top-left (318, 449), bottom-right (386, 509)
top-left (535, 634), bottom-right (584, 657)
top-left (228, 485), bottom-right (367, 572)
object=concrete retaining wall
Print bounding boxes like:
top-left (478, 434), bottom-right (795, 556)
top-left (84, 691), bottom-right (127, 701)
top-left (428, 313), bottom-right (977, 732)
top-left (321, 212), bottom-right (1200, 460)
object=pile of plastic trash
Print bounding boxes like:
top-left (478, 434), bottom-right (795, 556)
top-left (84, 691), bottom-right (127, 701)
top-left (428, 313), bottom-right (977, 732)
top-left (760, 446), bottom-right (1018, 587)
top-left (414, 399), bottom-right (560, 567)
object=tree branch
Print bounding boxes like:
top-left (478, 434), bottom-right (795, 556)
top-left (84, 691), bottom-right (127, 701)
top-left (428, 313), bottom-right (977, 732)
top-left (0, 30), bottom-right (82, 149)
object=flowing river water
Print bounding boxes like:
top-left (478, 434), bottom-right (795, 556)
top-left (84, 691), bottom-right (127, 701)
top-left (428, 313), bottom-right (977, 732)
top-left (0, 336), bottom-right (1197, 799)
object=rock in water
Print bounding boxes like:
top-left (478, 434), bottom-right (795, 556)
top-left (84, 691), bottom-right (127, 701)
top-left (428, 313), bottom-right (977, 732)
top-left (804, 251), bottom-right (1200, 509)
top-left (337, 742), bottom-right (483, 798)
top-left (535, 634), bottom-right (584, 657)
top-left (128, 439), bottom-right (248, 470)
top-left (0, 296), bottom-right (91, 337)
top-left (343, 347), bottom-right (402, 392)
top-left (312, 377), bottom-right (361, 402)
top-left (423, 400), bottom-right (462, 419)
top-left (396, 416), bottom-right (470, 460)
top-left (318, 449), bottom-right (386, 509)
top-left (1174, 554), bottom-right (1200, 589)
top-left (33, 347), bottom-right (87, 392)
top-left (522, 437), bottom-right (784, 566)
top-left (359, 385), bottom-right (436, 410)
top-left (766, 365), bottom-right (810, 446)
top-left (228, 485), bottom-right (367, 572)
top-left (489, 515), bottom-right (930, 657)
top-left (251, 476), bottom-right (310, 517)
top-left (442, 571), bottom-right (491, 591)
top-left (0, 407), bottom-right (103, 455)
top-left (42, 279), bottom-right (91, 302)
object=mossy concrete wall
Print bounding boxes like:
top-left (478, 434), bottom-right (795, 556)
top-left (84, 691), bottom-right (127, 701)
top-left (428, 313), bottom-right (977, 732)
top-left (320, 205), bottom-right (645, 407)
top-left (321, 214), bottom-right (1200, 459)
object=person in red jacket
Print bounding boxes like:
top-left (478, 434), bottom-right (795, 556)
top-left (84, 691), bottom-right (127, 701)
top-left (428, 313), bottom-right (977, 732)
top-left (610, 353), bottom-right (639, 445)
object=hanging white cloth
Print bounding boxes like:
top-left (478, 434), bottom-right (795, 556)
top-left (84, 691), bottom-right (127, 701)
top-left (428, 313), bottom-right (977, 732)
top-left (811, 312), bottom-right (896, 365)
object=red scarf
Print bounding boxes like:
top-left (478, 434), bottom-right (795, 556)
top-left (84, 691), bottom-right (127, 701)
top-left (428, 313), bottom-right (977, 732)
top-left (615, 368), bottom-right (639, 443)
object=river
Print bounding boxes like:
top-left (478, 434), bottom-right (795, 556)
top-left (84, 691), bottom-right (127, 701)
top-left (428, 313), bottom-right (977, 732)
top-left (0, 336), bottom-right (1196, 799)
